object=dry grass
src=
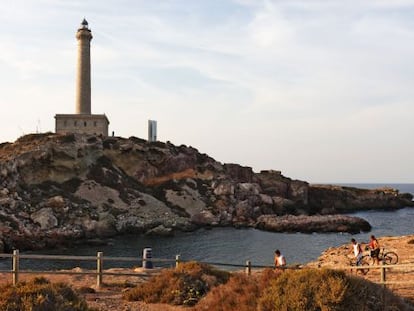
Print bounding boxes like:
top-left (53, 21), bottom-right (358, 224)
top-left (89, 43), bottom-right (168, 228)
top-left (0, 277), bottom-right (90, 311)
top-left (194, 268), bottom-right (282, 311)
top-left (258, 268), bottom-right (413, 311)
top-left (124, 262), bottom-right (229, 306)
top-left (122, 263), bottom-right (414, 311)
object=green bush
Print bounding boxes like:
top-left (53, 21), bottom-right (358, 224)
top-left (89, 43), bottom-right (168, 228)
top-left (0, 278), bottom-right (90, 311)
top-left (124, 261), bottom-right (229, 306)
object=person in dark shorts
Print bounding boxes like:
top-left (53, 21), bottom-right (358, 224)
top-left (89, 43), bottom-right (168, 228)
top-left (369, 235), bottom-right (380, 265)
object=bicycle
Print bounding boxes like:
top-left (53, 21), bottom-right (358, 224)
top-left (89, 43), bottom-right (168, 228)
top-left (348, 255), bottom-right (370, 275)
top-left (379, 248), bottom-right (398, 265)
top-left (364, 247), bottom-right (398, 265)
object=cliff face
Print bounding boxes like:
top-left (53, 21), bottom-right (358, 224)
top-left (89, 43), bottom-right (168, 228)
top-left (0, 133), bottom-right (412, 252)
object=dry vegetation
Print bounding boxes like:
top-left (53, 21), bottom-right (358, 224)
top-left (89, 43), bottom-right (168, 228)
top-left (257, 269), bottom-right (412, 311)
top-left (123, 263), bottom-right (414, 311)
top-left (0, 277), bottom-right (90, 311)
top-left (124, 262), bottom-right (229, 306)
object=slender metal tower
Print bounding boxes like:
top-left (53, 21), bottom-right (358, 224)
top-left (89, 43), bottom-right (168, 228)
top-left (75, 18), bottom-right (92, 114)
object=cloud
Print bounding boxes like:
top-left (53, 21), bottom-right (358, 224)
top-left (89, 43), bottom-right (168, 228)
top-left (0, 0), bottom-right (413, 182)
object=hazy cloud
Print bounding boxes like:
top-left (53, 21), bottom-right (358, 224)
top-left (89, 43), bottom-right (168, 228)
top-left (0, 0), bottom-right (413, 182)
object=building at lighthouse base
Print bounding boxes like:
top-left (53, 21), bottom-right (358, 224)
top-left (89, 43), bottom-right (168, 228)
top-left (55, 114), bottom-right (109, 136)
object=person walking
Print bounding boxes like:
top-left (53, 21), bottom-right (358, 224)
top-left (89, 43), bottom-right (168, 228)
top-left (369, 235), bottom-right (380, 265)
top-left (351, 238), bottom-right (363, 267)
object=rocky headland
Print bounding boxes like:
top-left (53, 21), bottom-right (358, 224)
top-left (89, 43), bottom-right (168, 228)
top-left (0, 133), bottom-right (412, 252)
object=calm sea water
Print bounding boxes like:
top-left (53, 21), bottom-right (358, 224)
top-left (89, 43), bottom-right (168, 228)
top-left (1, 183), bottom-right (413, 270)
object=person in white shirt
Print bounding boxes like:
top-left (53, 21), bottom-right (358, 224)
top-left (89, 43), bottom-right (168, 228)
top-left (274, 249), bottom-right (286, 268)
top-left (351, 238), bottom-right (363, 266)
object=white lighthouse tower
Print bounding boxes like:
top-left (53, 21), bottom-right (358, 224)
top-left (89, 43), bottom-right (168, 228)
top-left (55, 19), bottom-right (109, 136)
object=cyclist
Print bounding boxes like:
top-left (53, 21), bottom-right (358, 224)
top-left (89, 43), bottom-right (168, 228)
top-left (369, 235), bottom-right (380, 265)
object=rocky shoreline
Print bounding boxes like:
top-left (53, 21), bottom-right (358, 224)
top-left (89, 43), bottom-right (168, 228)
top-left (0, 133), bottom-right (412, 252)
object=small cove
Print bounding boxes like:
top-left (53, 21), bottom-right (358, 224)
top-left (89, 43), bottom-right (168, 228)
top-left (2, 183), bottom-right (413, 271)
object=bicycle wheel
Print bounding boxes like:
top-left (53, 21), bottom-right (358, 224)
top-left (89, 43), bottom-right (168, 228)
top-left (383, 252), bottom-right (398, 265)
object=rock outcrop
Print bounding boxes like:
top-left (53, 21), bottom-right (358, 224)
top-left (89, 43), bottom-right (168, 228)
top-left (308, 184), bottom-right (413, 213)
top-left (0, 133), bottom-right (412, 252)
top-left (256, 214), bottom-right (371, 234)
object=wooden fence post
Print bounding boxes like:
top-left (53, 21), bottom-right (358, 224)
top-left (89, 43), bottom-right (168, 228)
top-left (97, 252), bottom-right (103, 288)
top-left (380, 261), bottom-right (386, 287)
top-left (245, 260), bottom-right (251, 275)
top-left (380, 261), bottom-right (387, 306)
top-left (175, 255), bottom-right (180, 268)
top-left (12, 249), bottom-right (19, 285)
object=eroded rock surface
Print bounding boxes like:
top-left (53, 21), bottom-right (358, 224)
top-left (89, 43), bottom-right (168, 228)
top-left (0, 133), bottom-right (412, 251)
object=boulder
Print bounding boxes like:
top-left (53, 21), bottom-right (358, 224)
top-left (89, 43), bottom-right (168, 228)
top-left (191, 210), bottom-right (219, 226)
top-left (0, 188), bottom-right (9, 197)
top-left (96, 213), bottom-right (117, 237)
top-left (165, 186), bottom-right (206, 217)
top-left (45, 196), bottom-right (65, 209)
top-left (237, 183), bottom-right (261, 194)
top-left (145, 225), bottom-right (174, 236)
top-left (30, 208), bottom-right (58, 230)
top-left (259, 194), bottom-right (273, 205)
top-left (213, 181), bottom-right (235, 196)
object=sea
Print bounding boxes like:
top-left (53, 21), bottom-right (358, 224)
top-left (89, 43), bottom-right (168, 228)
top-left (1, 183), bottom-right (413, 271)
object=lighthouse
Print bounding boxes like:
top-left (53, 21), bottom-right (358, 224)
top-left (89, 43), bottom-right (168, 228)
top-left (76, 18), bottom-right (92, 115)
top-left (55, 19), bottom-right (109, 136)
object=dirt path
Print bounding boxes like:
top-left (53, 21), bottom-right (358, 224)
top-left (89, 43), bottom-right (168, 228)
top-left (307, 234), bottom-right (414, 303)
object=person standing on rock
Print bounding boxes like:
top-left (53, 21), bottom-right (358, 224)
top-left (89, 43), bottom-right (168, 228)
top-left (274, 249), bottom-right (286, 268)
top-left (351, 238), bottom-right (363, 267)
top-left (369, 235), bottom-right (380, 266)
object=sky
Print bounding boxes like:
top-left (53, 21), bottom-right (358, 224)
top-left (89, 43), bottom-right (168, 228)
top-left (0, 0), bottom-right (413, 183)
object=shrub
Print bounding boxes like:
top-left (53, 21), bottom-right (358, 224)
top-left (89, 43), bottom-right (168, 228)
top-left (124, 261), bottom-right (229, 306)
top-left (258, 268), bottom-right (413, 311)
top-left (195, 268), bottom-right (282, 311)
top-left (194, 273), bottom-right (260, 311)
top-left (0, 278), bottom-right (90, 311)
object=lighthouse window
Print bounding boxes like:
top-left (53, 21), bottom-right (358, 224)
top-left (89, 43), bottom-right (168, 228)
top-left (63, 120), bottom-right (67, 127)
top-left (94, 121), bottom-right (97, 127)
top-left (84, 121), bottom-right (87, 127)
top-left (74, 121), bottom-right (77, 126)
